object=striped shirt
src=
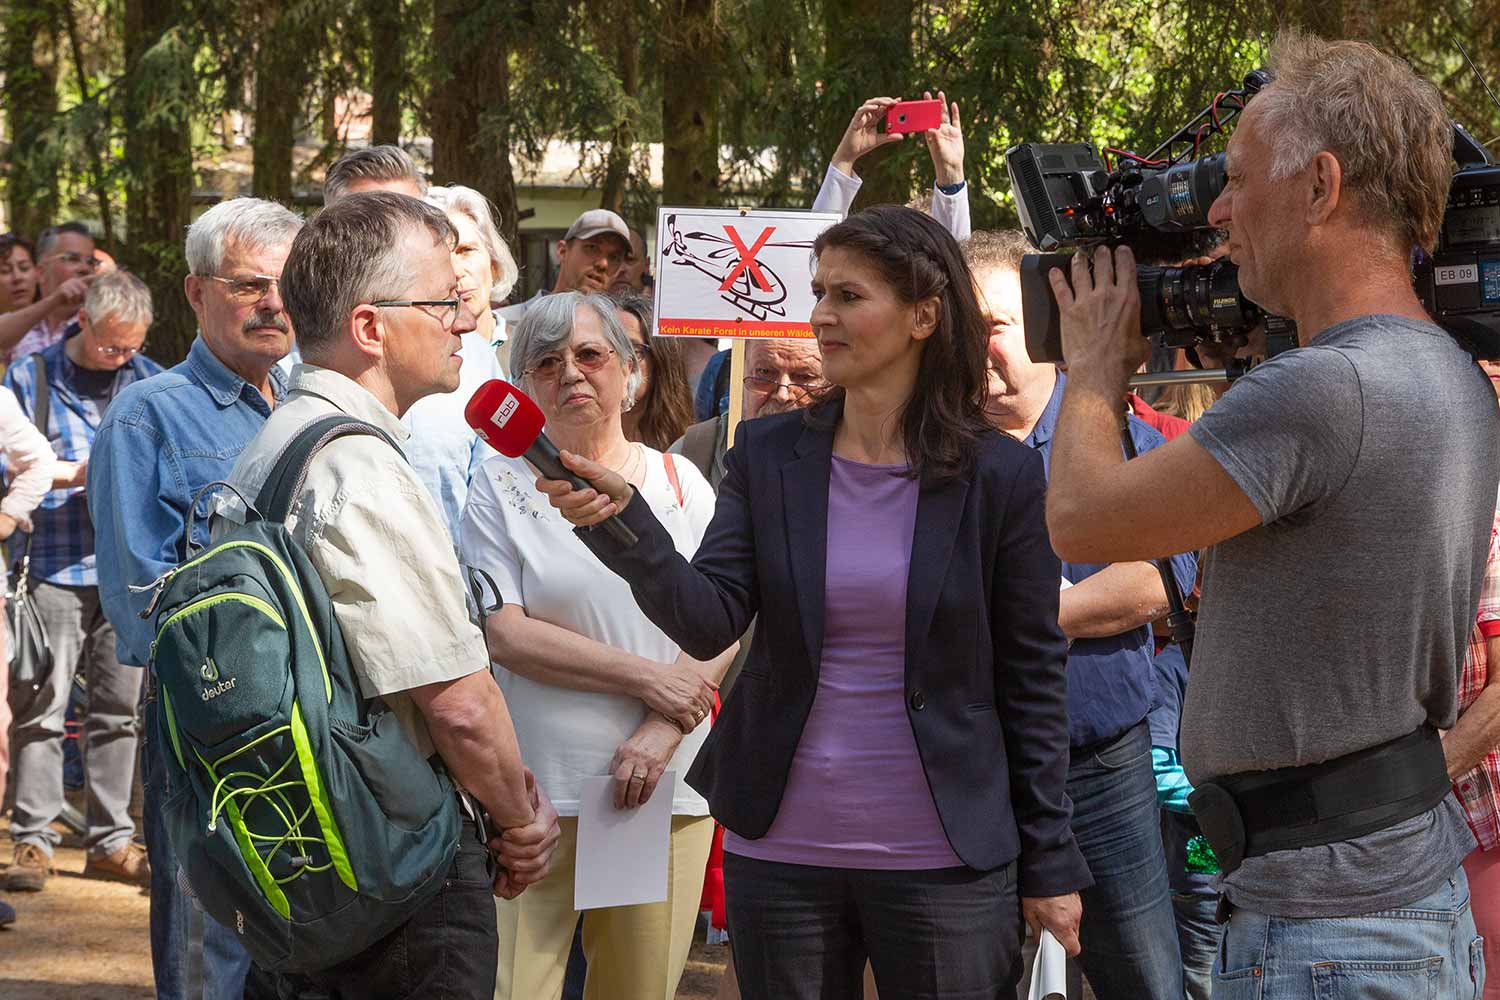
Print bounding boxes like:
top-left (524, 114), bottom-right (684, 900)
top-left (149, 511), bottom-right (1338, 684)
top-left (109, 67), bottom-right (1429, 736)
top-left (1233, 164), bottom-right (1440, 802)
top-left (1, 338), bottom-right (162, 585)
top-left (1457, 504), bottom-right (1500, 851)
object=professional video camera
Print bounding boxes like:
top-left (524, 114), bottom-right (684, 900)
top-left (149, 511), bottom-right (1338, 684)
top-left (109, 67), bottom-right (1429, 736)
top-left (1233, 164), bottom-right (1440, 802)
top-left (1005, 70), bottom-right (1288, 366)
top-left (1414, 124), bottom-right (1500, 359)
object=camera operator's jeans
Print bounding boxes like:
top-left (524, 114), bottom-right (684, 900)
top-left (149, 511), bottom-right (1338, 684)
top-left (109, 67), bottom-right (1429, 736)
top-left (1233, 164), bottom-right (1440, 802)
top-left (142, 694), bottom-right (253, 1000)
top-left (1068, 721), bottom-right (1184, 1000)
top-left (1213, 869), bottom-right (1484, 999)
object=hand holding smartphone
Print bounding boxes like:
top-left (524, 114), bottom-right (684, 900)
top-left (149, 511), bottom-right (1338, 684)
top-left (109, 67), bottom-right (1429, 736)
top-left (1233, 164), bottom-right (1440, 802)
top-left (885, 99), bottom-right (944, 134)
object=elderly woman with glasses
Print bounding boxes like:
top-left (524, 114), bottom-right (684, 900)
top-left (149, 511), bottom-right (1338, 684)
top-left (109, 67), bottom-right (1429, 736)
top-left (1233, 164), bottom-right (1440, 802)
top-left (458, 290), bottom-right (735, 1000)
top-left (0, 223), bottom-right (100, 364)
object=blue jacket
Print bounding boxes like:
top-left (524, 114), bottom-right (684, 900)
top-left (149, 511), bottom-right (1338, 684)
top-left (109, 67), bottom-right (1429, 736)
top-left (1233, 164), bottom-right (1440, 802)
top-left (576, 404), bottom-right (1092, 895)
top-left (88, 337), bottom-right (286, 666)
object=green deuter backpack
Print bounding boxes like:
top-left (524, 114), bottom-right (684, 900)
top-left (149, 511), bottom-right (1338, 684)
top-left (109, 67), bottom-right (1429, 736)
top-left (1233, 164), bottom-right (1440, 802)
top-left (144, 414), bottom-right (460, 973)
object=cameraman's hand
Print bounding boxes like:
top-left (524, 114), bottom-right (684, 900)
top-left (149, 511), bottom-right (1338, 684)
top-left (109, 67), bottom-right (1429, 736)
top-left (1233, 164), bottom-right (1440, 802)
top-left (831, 98), bottom-right (905, 178)
top-left (922, 90), bottom-right (964, 187)
top-left (1049, 245), bottom-right (1149, 390)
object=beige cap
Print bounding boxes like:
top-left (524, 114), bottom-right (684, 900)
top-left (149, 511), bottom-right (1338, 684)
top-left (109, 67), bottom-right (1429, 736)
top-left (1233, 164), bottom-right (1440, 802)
top-left (564, 209), bottom-right (631, 244)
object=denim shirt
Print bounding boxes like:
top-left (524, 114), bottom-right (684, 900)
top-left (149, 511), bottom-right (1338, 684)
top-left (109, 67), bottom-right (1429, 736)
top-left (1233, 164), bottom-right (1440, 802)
top-left (89, 336), bottom-right (287, 667)
top-left (1024, 371), bottom-right (1198, 748)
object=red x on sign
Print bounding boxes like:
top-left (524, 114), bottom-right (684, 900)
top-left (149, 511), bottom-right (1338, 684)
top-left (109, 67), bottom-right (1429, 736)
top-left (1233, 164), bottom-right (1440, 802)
top-left (719, 226), bottom-right (776, 293)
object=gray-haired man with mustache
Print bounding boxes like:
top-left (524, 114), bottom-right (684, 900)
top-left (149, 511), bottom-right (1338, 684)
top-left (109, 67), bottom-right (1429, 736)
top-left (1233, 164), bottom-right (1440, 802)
top-left (89, 196), bottom-right (303, 1000)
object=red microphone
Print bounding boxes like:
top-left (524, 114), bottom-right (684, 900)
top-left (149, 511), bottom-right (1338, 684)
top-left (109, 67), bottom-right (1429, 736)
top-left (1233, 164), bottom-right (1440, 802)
top-left (465, 379), bottom-right (638, 546)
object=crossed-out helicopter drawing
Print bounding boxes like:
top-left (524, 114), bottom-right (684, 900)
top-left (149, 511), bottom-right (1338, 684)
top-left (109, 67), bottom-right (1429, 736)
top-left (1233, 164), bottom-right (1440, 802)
top-left (658, 212), bottom-right (817, 323)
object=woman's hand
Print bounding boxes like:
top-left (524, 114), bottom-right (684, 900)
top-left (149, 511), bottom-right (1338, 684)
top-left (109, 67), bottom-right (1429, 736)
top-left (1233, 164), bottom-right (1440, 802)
top-left (1022, 892), bottom-right (1083, 956)
top-left (922, 90), bottom-right (964, 188)
top-left (610, 713), bottom-right (686, 809)
top-left (534, 450), bottom-right (634, 528)
top-left (50, 275), bottom-right (92, 312)
top-left (490, 769), bottom-right (562, 899)
top-left (636, 661), bottom-right (716, 735)
top-left (831, 97), bottom-right (906, 176)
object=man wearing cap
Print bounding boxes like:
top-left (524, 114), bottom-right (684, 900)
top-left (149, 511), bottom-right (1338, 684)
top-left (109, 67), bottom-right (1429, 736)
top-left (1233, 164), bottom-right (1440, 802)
top-left (498, 209), bottom-right (631, 327)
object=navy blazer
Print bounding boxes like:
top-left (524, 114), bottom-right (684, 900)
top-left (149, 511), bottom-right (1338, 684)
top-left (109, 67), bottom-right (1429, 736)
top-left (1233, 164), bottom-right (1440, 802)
top-left (576, 406), bottom-right (1092, 897)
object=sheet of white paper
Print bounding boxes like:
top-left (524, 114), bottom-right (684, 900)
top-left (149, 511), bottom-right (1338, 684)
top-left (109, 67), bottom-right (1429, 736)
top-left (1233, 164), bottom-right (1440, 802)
top-left (574, 773), bottom-right (675, 911)
top-left (1027, 929), bottom-right (1069, 1000)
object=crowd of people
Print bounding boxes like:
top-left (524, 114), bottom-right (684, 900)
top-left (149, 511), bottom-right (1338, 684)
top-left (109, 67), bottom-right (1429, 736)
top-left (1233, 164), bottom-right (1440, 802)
top-left (0, 28), bottom-right (1497, 1000)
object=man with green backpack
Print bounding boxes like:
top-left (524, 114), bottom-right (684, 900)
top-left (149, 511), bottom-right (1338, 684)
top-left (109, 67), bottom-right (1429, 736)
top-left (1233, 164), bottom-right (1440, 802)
top-left (151, 191), bottom-right (559, 997)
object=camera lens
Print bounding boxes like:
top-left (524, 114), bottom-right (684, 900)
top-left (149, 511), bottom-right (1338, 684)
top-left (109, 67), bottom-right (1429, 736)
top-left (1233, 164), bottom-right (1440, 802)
top-left (1138, 153), bottom-right (1228, 232)
top-left (1138, 261), bottom-right (1260, 344)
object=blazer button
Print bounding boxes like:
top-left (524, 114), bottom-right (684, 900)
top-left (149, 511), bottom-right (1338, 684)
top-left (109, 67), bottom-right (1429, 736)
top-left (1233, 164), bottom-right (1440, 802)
top-left (909, 690), bottom-right (926, 711)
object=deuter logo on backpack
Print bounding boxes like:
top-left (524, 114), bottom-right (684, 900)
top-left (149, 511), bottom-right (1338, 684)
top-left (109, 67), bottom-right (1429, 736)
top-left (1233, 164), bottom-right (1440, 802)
top-left (200, 658), bottom-right (236, 701)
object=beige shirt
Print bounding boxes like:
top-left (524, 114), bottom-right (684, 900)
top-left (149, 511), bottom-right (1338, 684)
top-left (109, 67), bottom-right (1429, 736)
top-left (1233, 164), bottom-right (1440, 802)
top-left (219, 364), bottom-right (488, 756)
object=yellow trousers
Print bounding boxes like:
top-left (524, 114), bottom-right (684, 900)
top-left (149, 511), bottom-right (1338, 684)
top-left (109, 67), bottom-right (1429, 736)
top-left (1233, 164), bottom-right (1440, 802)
top-left (495, 814), bottom-right (714, 1000)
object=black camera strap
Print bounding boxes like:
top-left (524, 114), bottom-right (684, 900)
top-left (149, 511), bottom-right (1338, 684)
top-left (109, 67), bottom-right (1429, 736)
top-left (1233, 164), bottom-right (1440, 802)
top-left (1119, 423), bottom-right (1195, 667)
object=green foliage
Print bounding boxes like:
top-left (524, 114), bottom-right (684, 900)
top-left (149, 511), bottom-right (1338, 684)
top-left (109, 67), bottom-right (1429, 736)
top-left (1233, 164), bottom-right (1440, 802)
top-left (8, 0), bottom-right (1500, 363)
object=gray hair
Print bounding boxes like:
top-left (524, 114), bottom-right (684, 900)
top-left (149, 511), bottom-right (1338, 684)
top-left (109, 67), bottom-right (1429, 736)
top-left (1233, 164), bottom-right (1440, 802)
top-left (425, 184), bottom-right (519, 303)
top-left (185, 198), bottom-right (304, 277)
top-left (325, 145), bottom-right (427, 204)
top-left (510, 291), bottom-right (642, 408)
top-left (83, 269), bottom-right (153, 327)
top-left (1251, 31), bottom-right (1452, 253)
top-left (36, 221), bottom-right (93, 260)
top-left (280, 191), bottom-right (457, 355)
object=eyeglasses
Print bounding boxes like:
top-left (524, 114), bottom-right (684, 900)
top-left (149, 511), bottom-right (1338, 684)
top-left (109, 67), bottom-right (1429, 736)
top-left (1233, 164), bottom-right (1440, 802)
top-left (370, 298), bottom-right (462, 329)
top-left (46, 251), bottom-right (99, 273)
top-left (743, 373), bottom-right (826, 399)
top-left (97, 343), bottom-right (144, 359)
top-left (205, 274), bottom-right (281, 303)
top-left (524, 346), bottom-right (618, 381)
top-left (630, 342), bottom-right (651, 361)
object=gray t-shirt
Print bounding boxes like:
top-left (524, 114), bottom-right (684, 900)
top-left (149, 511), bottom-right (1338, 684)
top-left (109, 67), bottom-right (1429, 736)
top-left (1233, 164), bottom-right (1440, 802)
top-left (1182, 313), bottom-right (1500, 917)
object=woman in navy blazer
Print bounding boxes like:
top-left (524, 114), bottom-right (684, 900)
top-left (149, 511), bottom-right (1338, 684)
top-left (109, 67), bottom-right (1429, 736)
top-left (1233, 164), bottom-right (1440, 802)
top-left (540, 206), bottom-right (1090, 998)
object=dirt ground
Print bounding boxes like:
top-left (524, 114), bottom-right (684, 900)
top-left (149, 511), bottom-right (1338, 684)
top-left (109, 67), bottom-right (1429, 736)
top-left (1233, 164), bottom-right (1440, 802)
top-left (0, 817), bottom-right (729, 1000)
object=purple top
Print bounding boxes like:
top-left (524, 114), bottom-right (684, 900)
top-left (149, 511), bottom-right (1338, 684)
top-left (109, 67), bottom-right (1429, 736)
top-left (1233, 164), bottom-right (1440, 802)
top-left (724, 455), bottom-right (964, 869)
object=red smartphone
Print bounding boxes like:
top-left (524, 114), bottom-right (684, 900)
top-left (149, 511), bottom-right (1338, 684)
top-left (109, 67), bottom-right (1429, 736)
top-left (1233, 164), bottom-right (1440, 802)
top-left (885, 99), bottom-right (943, 134)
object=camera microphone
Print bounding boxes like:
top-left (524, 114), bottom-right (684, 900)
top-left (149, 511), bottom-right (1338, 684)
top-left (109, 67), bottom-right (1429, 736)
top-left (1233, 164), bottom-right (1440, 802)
top-left (464, 379), bottom-right (639, 547)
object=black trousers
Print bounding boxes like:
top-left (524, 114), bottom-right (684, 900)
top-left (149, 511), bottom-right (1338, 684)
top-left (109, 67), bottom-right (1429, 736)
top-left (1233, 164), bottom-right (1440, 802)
top-left (724, 852), bottom-right (1023, 1000)
top-left (258, 814), bottom-right (497, 1000)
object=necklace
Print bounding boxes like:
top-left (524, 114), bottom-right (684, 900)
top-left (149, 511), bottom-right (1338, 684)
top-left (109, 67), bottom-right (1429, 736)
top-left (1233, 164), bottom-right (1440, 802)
top-left (609, 442), bottom-right (643, 484)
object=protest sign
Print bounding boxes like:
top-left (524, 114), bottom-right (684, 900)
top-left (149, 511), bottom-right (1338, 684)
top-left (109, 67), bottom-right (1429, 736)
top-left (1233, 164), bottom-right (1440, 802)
top-left (652, 206), bottom-right (841, 340)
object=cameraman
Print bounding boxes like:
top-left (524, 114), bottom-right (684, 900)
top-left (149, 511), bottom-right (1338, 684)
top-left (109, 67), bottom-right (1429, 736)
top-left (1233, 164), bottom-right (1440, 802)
top-left (1046, 32), bottom-right (1495, 996)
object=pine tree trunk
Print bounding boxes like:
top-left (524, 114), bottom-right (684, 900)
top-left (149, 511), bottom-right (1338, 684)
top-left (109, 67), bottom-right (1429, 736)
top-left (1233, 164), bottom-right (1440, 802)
top-left (4, 0), bottom-right (61, 236)
top-left (123, 0), bottom-right (196, 363)
top-left (600, 7), bottom-right (640, 215)
top-left (661, 0), bottom-right (721, 207)
top-left (430, 0), bottom-right (519, 245)
top-left (368, 0), bottom-right (404, 146)
top-left (251, 0), bottom-right (306, 203)
top-left (823, 0), bottom-right (914, 211)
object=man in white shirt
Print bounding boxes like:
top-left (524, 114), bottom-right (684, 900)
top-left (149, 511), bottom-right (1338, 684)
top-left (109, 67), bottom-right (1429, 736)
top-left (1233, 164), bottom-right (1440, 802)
top-left (323, 148), bottom-right (510, 542)
top-left (226, 191), bottom-right (560, 996)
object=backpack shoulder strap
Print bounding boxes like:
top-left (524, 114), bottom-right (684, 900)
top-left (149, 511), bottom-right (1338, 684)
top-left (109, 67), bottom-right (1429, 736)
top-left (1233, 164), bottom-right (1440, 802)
top-left (255, 414), bottom-right (404, 525)
top-left (29, 353), bottom-right (49, 439)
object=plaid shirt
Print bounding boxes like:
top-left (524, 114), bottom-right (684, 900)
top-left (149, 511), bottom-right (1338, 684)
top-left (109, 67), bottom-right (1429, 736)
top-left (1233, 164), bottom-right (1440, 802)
top-left (1457, 503), bottom-right (1500, 850)
top-left (1, 338), bottom-right (163, 586)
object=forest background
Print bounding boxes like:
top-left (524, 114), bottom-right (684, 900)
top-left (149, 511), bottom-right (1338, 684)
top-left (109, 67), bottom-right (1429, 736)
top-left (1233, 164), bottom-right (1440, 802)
top-left (2, 0), bottom-right (1497, 361)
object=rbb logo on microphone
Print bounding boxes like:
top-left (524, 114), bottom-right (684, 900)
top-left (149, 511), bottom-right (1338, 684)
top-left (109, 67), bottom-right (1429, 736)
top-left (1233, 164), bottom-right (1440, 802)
top-left (491, 393), bottom-right (520, 430)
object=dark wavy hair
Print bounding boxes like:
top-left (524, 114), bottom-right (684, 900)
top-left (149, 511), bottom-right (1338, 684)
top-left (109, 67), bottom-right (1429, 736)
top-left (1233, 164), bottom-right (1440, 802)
top-left (808, 205), bottom-right (990, 486)
top-left (612, 292), bottom-right (695, 450)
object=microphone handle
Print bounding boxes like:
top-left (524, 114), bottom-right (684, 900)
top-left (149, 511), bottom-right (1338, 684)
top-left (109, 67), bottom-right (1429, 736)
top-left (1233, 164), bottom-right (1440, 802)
top-left (524, 436), bottom-right (639, 547)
